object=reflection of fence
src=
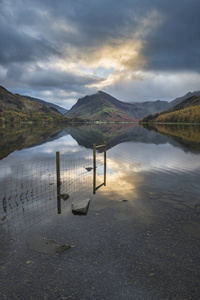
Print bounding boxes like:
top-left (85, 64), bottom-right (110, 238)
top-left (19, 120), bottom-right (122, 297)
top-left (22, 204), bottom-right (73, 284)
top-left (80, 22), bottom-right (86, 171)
top-left (56, 152), bottom-right (94, 213)
top-left (0, 150), bottom-right (95, 242)
top-left (93, 142), bottom-right (106, 194)
top-left (0, 159), bottom-right (56, 243)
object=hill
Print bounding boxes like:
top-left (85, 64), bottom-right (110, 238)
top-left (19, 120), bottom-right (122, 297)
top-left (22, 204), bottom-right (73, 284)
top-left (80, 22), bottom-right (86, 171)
top-left (22, 95), bottom-right (68, 115)
top-left (3, 86), bottom-right (200, 124)
top-left (140, 95), bottom-right (200, 123)
top-left (65, 91), bottom-right (171, 121)
top-left (65, 91), bottom-right (137, 122)
top-left (0, 86), bottom-right (66, 124)
top-left (169, 90), bottom-right (200, 108)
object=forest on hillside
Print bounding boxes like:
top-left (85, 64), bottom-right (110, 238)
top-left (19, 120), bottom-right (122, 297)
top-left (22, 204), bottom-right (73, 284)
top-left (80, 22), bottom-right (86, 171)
top-left (141, 105), bottom-right (200, 123)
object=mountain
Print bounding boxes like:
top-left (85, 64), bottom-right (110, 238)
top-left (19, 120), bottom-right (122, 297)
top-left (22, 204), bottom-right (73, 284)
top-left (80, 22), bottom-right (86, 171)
top-left (65, 91), bottom-right (137, 121)
top-left (119, 99), bottom-right (171, 119)
top-left (169, 90), bottom-right (200, 107)
top-left (140, 95), bottom-right (200, 123)
top-left (65, 91), bottom-right (171, 121)
top-left (0, 86), bottom-right (66, 124)
top-left (22, 95), bottom-right (68, 115)
top-left (3, 85), bottom-right (200, 124)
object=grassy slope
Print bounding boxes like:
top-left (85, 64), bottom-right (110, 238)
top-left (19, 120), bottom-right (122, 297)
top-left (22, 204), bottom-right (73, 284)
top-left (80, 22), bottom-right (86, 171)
top-left (22, 95), bottom-right (68, 115)
top-left (140, 95), bottom-right (200, 123)
top-left (66, 92), bottom-right (137, 122)
top-left (0, 86), bottom-right (67, 124)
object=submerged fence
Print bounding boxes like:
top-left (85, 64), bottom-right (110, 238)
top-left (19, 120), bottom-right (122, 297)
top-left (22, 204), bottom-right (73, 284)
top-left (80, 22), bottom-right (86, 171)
top-left (93, 142), bottom-right (106, 194)
top-left (0, 146), bottom-right (106, 242)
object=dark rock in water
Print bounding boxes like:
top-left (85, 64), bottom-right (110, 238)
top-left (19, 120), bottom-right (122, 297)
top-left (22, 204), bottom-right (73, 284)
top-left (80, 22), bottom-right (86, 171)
top-left (28, 236), bottom-right (71, 254)
top-left (122, 199), bottom-right (128, 202)
top-left (85, 167), bottom-right (93, 172)
top-left (55, 244), bottom-right (71, 254)
top-left (46, 240), bottom-right (71, 254)
top-left (72, 198), bottom-right (90, 215)
top-left (60, 194), bottom-right (70, 200)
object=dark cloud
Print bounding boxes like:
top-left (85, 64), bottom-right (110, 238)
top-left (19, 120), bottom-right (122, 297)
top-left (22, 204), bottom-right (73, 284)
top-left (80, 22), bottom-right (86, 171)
top-left (2, 0), bottom-right (200, 68)
top-left (3, 64), bottom-right (101, 97)
top-left (0, 3), bottom-right (59, 66)
top-left (1, 0), bottom-right (200, 105)
top-left (142, 0), bottom-right (200, 71)
top-left (24, 68), bottom-right (102, 91)
top-left (0, 28), bottom-right (58, 66)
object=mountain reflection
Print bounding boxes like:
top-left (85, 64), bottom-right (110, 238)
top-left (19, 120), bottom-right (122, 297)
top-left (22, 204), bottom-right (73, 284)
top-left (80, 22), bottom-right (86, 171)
top-left (65, 123), bottom-right (200, 153)
top-left (0, 123), bottom-right (68, 160)
top-left (1, 122), bottom-right (200, 162)
top-left (1, 122), bottom-right (200, 244)
top-left (65, 123), bottom-right (172, 151)
top-left (142, 123), bottom-right (200, 152)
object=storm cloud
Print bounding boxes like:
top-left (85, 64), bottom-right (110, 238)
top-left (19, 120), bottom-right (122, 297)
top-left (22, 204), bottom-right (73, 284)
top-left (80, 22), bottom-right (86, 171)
top-left (1, 0), bottom-right (200, 108)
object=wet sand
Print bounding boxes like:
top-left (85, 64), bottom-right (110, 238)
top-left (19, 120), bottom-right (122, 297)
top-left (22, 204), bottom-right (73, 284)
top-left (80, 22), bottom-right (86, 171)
top-left (1, 181), bottom-right (200, 300)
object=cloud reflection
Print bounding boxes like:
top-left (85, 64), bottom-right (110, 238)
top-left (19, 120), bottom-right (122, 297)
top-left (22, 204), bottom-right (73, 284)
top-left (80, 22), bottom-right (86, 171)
top-left (109, 142), bottom-right (200, 173)
top-left (99, 157), bottom-right (143, 201)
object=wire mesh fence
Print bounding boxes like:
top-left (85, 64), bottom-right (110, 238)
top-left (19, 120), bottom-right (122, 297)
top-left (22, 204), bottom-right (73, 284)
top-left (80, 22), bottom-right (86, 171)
top-left (0, 148), bottom-right (105, 243)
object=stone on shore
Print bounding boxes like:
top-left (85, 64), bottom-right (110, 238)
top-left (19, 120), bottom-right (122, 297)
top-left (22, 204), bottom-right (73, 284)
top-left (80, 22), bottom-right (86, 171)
top-left (71, 198), bottom-right (90, 215)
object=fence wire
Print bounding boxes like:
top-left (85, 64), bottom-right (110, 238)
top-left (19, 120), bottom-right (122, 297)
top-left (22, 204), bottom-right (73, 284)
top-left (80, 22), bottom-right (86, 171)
top-left (0, 149), bottom-right (103, 243)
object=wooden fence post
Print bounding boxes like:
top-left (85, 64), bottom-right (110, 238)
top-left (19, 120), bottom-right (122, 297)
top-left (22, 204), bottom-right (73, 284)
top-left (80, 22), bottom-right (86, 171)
top-left (93, 144), bottom-right (96, 194)
top-left (56, 151), bottom-right (61, 214)
top-left (104, 141), bottom-right (106, 186)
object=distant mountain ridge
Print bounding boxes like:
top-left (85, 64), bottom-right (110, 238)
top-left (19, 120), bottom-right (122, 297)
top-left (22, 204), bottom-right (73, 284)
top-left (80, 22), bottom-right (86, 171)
top-left (169, 91), bottom-right (200, 107)
top-left (22, 95), bottom-right (68, 115)
top-left (141, 95), bottom-right (200, 123)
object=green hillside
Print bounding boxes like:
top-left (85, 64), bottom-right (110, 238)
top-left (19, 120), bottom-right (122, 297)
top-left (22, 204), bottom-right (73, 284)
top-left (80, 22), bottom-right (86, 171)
top-left (65, 91), bottom-right (137, 122)
top-left (0, 86), bottom-right (67, 124)
top-left (22, 95), bottom-right (68, 115)
top-left (140, 95), bottom-right (200, 123)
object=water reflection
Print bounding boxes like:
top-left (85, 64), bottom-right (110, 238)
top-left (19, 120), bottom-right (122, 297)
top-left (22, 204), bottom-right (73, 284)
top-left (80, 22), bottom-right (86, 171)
top-left (2, 146), bottom-right (199, 242)
top-left (100, 157), bottom-right (143, 200)
top-left (0, 152), bottom-right (94, 242)
top-left (1, 123), bottom-right (200, 300)
top-left (1, 122), bottom-right (200, 243)
top-left (0, 123), bottom-right (68, 160)
top-left (142, 123), bottom-right (200, 152)
top-left (1, 123), bottom-right (200, 163)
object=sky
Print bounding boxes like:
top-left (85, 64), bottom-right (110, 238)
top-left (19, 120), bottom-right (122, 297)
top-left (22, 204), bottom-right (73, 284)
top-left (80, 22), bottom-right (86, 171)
top-left (1, 0), bottom-right (200, 109)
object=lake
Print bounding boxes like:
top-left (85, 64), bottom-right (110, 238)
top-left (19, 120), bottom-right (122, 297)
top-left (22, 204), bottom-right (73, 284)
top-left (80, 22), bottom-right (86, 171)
top-left (0, 123), bottom-right (200, 299)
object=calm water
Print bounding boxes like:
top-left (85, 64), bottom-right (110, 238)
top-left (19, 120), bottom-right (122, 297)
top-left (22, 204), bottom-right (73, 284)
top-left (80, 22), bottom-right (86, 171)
top-left (0, 123), bottom-right (200, 299)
